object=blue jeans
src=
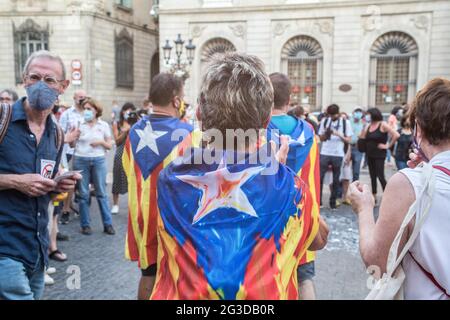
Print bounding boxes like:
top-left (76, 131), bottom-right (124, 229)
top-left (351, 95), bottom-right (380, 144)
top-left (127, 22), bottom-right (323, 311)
top-left (0, 256), bottom-right (45, 300)
top-left (396, 160), bottom-right (408, 170)
top-left (74, 156), bottom-right (113, 228)
top-left (351, 147), bottom-right (363, 181)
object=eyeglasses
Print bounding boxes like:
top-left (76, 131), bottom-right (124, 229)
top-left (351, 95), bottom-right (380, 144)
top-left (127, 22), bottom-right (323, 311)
top-left (25, 73), bottom-right (65, 86)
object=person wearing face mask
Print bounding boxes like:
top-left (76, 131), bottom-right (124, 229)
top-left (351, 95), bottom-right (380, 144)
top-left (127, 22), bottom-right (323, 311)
top-left (111, 102), bottom-right (136, 214)
top-left (318, 104), bottom-right (353, 209)
top-left (349, 78), bottom-right (450, 300)
top-left (350, 107), bottom-right (365, 182)
top-left (0, 50), bottom-right (81, 300)
top-left (72, 98), bottom-right (115, 236)
top-left (58, 89), bottom-right (86, 225)
top-left (123, 73), bottom-right (198, 300)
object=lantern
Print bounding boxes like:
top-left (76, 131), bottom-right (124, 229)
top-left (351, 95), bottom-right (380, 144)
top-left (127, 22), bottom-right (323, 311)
top-left (185, 39), bottom-right (196, 65)
top-left (174, 34), bottom-right (184, 58)
top-left (292, 85), bottom-right (300, 94)
top-left (380, 84), bottom-right (389, 93)
top-left (304, 85), bottom-right (312, 93)
top-left (162, 39), bottom-right (172, 64)
top-left (394, 84), bottom-right (403, 93)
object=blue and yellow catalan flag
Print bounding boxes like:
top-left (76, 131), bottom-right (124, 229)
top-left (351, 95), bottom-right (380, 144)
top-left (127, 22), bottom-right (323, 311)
top-left (151, 146), bottom-right (318, 300)
top-left (122, 115), bottom-right (198, 270)
top-left (267, 118), bottom-right (321, 264)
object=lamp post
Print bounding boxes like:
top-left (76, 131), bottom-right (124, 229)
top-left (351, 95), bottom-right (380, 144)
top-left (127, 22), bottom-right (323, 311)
top-left (150, 0), bottom-right (159, 23)
top-left (162, 33), bottom-right (196, 81)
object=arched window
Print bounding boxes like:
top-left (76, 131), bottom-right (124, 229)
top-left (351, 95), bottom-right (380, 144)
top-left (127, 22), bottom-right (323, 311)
top-left (200, 38), bottom-right (236, 76)
top-left (150, 51), bottom-right (159, 82)
top-left (281, 35), bottom-right (323, 110)
top-left (13, 19), bottom-right (49, 84)
top-left (115, 28), bottom-right (134, 88)
top-left (369, 32), bottom-right (418, 111)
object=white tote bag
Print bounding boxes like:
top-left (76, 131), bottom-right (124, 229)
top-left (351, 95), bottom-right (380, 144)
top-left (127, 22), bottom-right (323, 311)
top-left (365, 163), bottom-right (435, 300)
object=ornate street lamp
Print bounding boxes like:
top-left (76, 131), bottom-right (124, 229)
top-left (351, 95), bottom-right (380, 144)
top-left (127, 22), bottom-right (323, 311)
top-left (150, 0), bottom-right (159, 23)
top-left (163, 34), bottom-right (196, 81)
top-left (162, 39), bottom-right (172, 64)
top-left (185, 39), bottom-right (196, 65)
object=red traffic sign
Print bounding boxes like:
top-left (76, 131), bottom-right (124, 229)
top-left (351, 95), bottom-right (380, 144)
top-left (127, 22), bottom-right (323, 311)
top-left (71, 60), bottom-right (82, 70)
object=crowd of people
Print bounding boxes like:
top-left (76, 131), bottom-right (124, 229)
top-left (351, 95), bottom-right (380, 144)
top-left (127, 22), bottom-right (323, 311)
top-left (298, 102), bottom-right (411, 209)
top-left (0, 49), bottom-right (448, 300)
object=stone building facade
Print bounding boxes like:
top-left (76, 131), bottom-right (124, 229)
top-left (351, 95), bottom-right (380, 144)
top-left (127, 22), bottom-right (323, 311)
top-left (0, 0), bottom-right (159, 115)
top-left (158, 0), bottom-right (450, 112)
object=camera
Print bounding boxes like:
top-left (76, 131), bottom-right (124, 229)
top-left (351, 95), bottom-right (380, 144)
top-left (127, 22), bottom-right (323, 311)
top-left (324, 126), bottom-right (333, 141)
top-left (126, 111), bottom-right (139, 126)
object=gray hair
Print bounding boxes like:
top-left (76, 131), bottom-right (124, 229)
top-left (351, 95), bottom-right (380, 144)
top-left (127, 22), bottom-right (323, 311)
top-left (199, 52), bottom-right (274, 141)
top-left (23, 50), bottom-right (66, 80)
top-left (0, 88), bottom-right (19, 103)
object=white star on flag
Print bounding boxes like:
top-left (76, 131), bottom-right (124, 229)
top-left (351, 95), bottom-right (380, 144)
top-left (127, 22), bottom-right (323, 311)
top-left (135, 121), bottom-right (168, 155)
top-left (176, 160), bottom-right (265, 224)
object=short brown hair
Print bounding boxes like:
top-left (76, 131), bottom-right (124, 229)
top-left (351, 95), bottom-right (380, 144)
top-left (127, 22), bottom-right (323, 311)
top-left (149, 73), bottom-right (183, 107)
top-left (82, 97), bottom-right (103, 118)
top-left (199, 52), bottom-right (274, 135)
top-left (409, 78), bottom-right (450, 145)
top-left (269, 72), bottom-right (291, 109)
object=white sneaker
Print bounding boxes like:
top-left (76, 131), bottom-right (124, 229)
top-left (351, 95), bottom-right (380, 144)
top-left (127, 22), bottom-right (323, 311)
top-left (111, 205), bottom-right (119, 215)
top-left (46, 267), bottom-right (56, 275)
top-left (45, 273), bottom-right (55, 286)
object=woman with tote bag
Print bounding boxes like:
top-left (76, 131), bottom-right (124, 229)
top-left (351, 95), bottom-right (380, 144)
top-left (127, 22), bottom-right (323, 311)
top-left (348, 78), bottom-right (450, 300)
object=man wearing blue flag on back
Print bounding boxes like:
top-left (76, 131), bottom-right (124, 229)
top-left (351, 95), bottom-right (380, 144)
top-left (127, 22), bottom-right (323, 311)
top-left (123, 73), bottom-right (199, 300)
top-left (268, 72), bottom-right (328, 300)
top-left (151, 53), bottom-right (319, 300)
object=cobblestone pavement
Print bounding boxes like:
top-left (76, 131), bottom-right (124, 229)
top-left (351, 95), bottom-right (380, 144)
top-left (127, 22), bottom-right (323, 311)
top-left (42, 152), bottom-right (396, 300)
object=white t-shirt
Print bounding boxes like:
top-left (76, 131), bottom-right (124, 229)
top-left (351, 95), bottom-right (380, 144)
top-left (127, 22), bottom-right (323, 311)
top-left (59, 106), bottom-right (84, 155)
top-left (75, 120), bottom-right (112, 158)
top-left (318, 117), bottom-right (353, 158)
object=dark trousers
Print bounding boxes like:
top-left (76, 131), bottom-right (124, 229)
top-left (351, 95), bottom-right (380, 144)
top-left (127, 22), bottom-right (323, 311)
top-left (367, 157), bottom-right (387, 195)
top-left (320, 155), bottom-right (343, 208)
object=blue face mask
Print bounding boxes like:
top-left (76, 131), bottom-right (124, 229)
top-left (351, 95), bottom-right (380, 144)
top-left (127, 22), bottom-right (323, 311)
top-left (25, 81), bottom-right (59, 111)
top-left (84, 109), bottom-right (95, 122)
top-left (365, 115), bottom-right (371, 123)
top-left (353, 112), bottom-right (362, 120)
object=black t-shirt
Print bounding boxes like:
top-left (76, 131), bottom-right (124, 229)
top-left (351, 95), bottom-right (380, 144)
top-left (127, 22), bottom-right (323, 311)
top-left (395, 129), bottom-right (413, 161)
top-left (366, 123), bottom-right (388, 159)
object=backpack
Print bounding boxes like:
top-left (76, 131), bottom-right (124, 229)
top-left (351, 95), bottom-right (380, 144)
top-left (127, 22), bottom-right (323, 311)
top-left (0, 103), bottom-right (64, 150)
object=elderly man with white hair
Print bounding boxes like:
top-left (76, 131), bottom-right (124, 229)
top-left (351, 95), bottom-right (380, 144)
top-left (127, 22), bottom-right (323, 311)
top-left (0, 50), bottom-right (81, 300)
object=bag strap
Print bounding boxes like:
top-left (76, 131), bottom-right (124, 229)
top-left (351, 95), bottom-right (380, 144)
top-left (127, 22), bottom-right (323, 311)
top-left (343, 118), bottom-right (347, 136)
top-left (0, 103), bottom-right (12, 145)
top-left (56, 123), bottom-right (64, 151)
top-left (385, 163), bottom-right (435, 276)
top-left (50, 114), bottom-right (64, 151)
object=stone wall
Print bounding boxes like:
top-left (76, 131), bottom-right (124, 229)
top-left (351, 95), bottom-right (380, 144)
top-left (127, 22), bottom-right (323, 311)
top-left (158, 0), bottom-right (450, 112)
top-left (0, 0), bottom-right (158, 118)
